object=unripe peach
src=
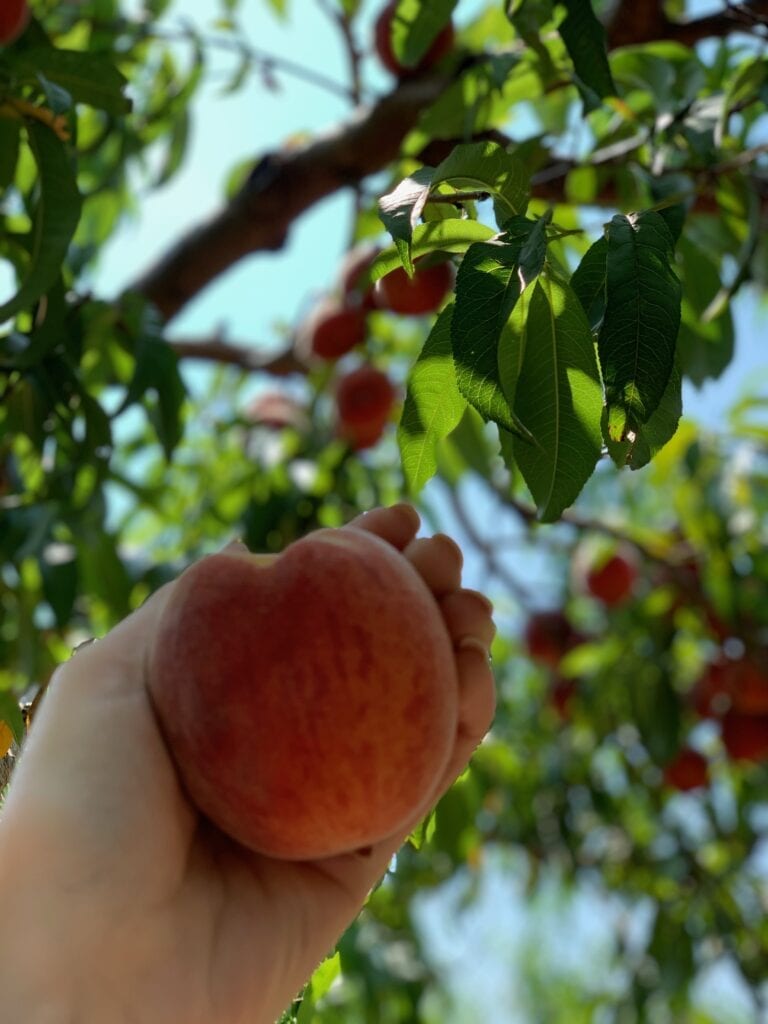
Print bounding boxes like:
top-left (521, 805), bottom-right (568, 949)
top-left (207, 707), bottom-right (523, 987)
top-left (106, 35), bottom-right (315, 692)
top-left (296, 297), bottom-right (367, 361)
top-left (0, 0), bottom-right (29, 44)
top-left (335, 364), bottom-right (396, 450)
top-left (374, 1), bottom-right (454, 78)
top-left (148, 528), bottom-right (459, 860)
top-left (373, 261), bottom-right (454, 316)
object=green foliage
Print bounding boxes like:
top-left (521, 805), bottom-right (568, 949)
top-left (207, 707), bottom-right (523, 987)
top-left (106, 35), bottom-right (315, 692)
top-left (3, 0), bottom-right (768, 1019)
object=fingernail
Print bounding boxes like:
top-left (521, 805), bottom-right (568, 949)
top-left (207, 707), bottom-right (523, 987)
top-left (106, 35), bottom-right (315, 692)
top-left (462, 589), bottom-right (495, 615)
top-left (435, 533), bottom-right (464, 568)
top-left (456, 636), bottom-right (489, 658)
top-left (221, 537), bottom-right (249, 554)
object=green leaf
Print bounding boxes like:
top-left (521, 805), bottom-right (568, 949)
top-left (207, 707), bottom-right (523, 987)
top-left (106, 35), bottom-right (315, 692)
top-left (390, 0), bottom-right (457, 69)
top-left (557, 0), bottom-right (616, 110)
top-left (377, 166), bottom-right (435, 275)
top-left (430, 141), bottom-right (529, 221)
top-left (11, 49), bottom-right (131, 115)
top-left (0, 118), bottom-right (21, 189)
top-left (398, 303), bottom-right (467, 493)
top-left (605, 362), bottom-right (682, 470)
top-left (571, 235), bottom-right (607, 331)
top-left (452, 217), bottom-right (544, 436)
top-left (40, 555), bottom-right (79, 628)
top-left (0, 123), bottom-right (82, 322)
top-left (365, 219), bottom-right (495, 289)
top-left (598, 211), bottom-right (681, 439)
top-left (508, 275), bottom-right (603, 521)
top-left (0, 692), bottom-right (24, 746)
top-left (676, 237), bottom-right (734, 386)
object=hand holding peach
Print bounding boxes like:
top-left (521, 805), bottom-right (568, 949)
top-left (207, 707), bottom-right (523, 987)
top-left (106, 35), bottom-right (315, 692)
top-left (0, 506), bottom-right (495, 1024)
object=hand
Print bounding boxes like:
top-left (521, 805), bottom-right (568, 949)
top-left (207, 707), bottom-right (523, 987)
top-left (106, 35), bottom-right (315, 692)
top-left (0, 505), bottom-right (495, 1024)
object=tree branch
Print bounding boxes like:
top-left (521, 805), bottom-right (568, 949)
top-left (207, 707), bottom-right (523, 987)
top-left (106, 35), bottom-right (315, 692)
top-left (131, 73), bottom-right (449, 324)
top-left (168, 337), bottom-right (305, 376)
top-left (607, 0), bottom-right (768, 48)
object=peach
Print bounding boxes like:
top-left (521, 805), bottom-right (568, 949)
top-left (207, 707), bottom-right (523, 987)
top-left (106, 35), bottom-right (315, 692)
top-left (373, 261), bottom-right (454, 316)
top-left (373, 1), bottom-right (454, 78)
top-left (0, 0), bottom-right (29, 44)
top-left (663, 748), bottom-right (708, 791)
top-left (585, 552), bottom-right (637, 607)
top-left (295, 297), bottom-right (368, 362)
top-left (335, 364), bottom-right (396, 450)
top-left (147, 527), bottom-right (459, 860)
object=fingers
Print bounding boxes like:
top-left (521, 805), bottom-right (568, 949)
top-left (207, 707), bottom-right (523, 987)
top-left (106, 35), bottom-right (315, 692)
top-left (403, 534), bottom-right (463, 596)
top-left (440, 590), bottom-right (496, 651)
top-left (345, 503), bottom-right (421, 551)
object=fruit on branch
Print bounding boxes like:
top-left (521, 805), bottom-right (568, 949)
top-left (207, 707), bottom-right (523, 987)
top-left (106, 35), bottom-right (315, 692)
top-left (373, 260), bottom-right (454, 316)
top-left (296, 297), bottom-right (368, 361)
top-left (691, 656), bottom-right (768, 717)
top-left (663, 748), bottom-right (708, 791)
top-left (335, 364), bottom-right (396, 450)
top-left (339, 244), bottom-right (380, 311)
top-left (0, 0), bottom-right (29, 44)
top-left (245, 391), bottom-right (308, 431)
top-left (721, 710), bottom-right (768, 763)
top-left (691, 659), bottom-right (731, 718)
top-left (373, 1), bottom-right (454, 79)
top-left (549, 677), bottom-right (576, 720)
top-left (148, 527), bottom-right (459, 860)
top-left (584, 550), bottom-right (638, 607)
top-left (524, 610), bottom-right (581, 669)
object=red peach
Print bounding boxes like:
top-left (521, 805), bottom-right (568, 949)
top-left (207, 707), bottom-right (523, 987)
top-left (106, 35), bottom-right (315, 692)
top-left (335, 365), bottom-right (396, 450)
top-left (721, 710), bottom-right (768, 763)
top-left (0, 0), bottom-right (29, 44)
top-left (296, 297), bottom-right (368, 361)
top-left (585, 552), bottom-right (638, 607)
top-left (524, 610), bottom-right (580, 669)
top-left (373, 1), bottom-right (454, 79)
top-left (148, 527), bottom-right (459, 860)
top-left (339, 244), bottom-right (380, 311)
top-left (373, 261), bottom-right (454, 316)
top-left (663, 748), bottom-right (708, 791)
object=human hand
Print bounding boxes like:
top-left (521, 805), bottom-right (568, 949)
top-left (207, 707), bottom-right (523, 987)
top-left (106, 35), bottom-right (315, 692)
top-left (0, 504), bottom-right (495, 1024)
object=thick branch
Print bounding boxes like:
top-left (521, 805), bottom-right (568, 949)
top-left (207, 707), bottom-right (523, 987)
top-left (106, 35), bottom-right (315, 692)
top-left (132, 74), bottom-right (448, 323)
top-left (168, 337), bottom-right (305, 376)
top-left (607, 0), bottom-right (768, 48)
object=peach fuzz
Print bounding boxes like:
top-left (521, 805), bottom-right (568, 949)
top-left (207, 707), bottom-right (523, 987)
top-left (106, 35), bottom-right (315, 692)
top-left (147, 527), bottom-right (459, 860)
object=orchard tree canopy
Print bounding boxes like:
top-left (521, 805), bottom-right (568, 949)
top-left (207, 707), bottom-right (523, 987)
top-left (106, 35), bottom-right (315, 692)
top-left (3, 0), bottom-right (768, 1020)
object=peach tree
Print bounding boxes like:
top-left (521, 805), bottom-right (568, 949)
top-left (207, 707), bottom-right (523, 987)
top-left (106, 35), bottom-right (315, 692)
top-left (2, 0), bottom-right (768, 1019)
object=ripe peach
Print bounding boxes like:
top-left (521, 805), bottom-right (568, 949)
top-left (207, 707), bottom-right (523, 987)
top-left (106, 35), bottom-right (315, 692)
top-left (692, 656), bottom-right (768, 717)
top-left (147, 528), bottom-right (459, 860)
top-left (721, 710), bottom-right (768, 763)
top-left (339, 244), bottom-right (380, 310)
top-left (335, 364), bottom-right (396, 450)
top-left (373, 261), bottom-right (454, 316)
top-left (296, 297), bottom-right (367, 361)
top-left (524, 610), bottom-right (580, 669)
top-left (374, 1), bottom-right (454, 79)
top-left (0, 0), bottom-right (29, 44)
top-left (585, 552), bottom-right (637, 607)
top-left (663, 748), bottom-right (708, 791)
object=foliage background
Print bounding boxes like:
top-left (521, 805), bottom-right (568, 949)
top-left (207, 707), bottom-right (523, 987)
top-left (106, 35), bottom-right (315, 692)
top-left (2, 0), bottom-right (768, 1019)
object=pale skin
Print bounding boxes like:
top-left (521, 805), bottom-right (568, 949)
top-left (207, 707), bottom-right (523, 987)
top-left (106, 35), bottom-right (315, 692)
top-left (0, 504), bottom-right (496, 1024)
